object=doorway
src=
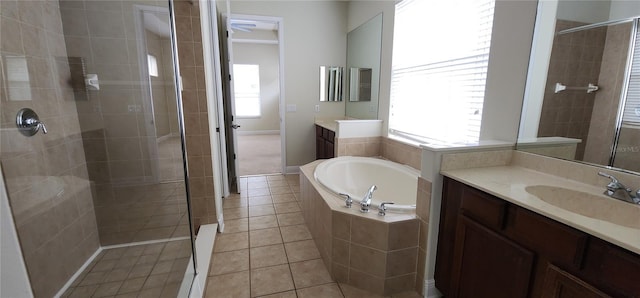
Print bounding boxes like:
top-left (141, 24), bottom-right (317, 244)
top-left (221, 14), bottom-right (286, 181)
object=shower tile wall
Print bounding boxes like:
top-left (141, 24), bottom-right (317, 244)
top-left (174, 0), bottom-right (218, 228)
top-left (0, 1), bottom-right (100, 296)
top-left (583, 23), bottom-right (633, 166)
top-left (57, 0), bottom-right (192, 245)
top-left (537, 20), bottom-right (607, 160)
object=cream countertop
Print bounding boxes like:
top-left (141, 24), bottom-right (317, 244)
top-left (314, 119), bottom-right (338, 132)
top-left (442, 165), bottom-right (640, 254)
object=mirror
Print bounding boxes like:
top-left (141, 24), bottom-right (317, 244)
top-left (319, 66), bottom-right (343, 102)
top-left (345, 13), bottom-right (383, 119)
top-left (349, 67), bottom-right (372, 102)
top-left (518, 1), bottom-right (640, 174)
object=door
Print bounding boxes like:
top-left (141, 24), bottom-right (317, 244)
top-left (220, 15), bottom-right (241, 193)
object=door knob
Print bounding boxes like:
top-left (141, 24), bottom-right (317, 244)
top-left (231, 124), bottom-right (241, 129)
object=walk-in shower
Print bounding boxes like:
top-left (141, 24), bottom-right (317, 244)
top-left (0, 0), bottom-right (198, 296)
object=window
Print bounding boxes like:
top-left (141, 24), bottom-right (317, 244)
top-left (233, 64), bottom-right (261, 118)
top-left (389, 0), bottom-right (495, 144)
top-left (622, 19), bottom-right (640, 125)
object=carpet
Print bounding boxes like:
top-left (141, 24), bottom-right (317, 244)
top-left (237, 134), bottom-right (282, 176)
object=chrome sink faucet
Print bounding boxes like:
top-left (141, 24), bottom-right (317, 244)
top-left (360, 185), bottom-right (377, 213)
top-left (597, 172), bottom-right (640, 204)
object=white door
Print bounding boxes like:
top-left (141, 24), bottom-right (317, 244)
top-left (221, 15), bottom-right (241, 193)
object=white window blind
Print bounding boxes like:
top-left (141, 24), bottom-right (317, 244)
top-left (622, 20), bottom-right (640, 125)
top-left (389, 0), bottom-right (495, 144)
top-left (233, 64), bottom-right (261, 118)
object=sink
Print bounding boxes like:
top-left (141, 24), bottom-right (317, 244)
top-left (525, 185), bottom-right (640, 229)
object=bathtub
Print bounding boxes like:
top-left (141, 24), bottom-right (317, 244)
top-left (314, 156), bottom-right (420, 212)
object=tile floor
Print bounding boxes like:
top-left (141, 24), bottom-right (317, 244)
top-left (62, 239), bottom-right (192, 298)
top-left (205, 174), bottom-right (421, 298)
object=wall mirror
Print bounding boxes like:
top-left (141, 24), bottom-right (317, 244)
top-left (517, 0), bottom-right (640, 174)
top-left (345, 13), bottom-right (383, 119)
top-left (319, 66), bottom-right (343, 102)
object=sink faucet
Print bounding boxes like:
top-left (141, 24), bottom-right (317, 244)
top-left (360, 185), bottom-right (377, 213)
top-left (597, 172), bottom-right (640, 204)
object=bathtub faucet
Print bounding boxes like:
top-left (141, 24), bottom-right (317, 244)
top-left (339, 193), bottom-right (353, 208)
top-left (360, 185), bottom-right (377, 213)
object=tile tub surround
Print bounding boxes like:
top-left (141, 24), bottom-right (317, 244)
top-left (300, 161), bottom-right (422, 296)
top-left (440, 150), bottom-right (640, 254)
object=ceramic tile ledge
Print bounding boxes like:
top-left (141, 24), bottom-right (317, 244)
top-left (441, 165), bottom-right (640, 254)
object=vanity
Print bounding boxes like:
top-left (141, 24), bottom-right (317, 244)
top-left (315, 122), bottom-right (336, 159)
top-left (434, 152), bottom-right (640, 297)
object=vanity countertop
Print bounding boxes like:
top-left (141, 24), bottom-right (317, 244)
top-left (442, 165), bottom-right (640, 254)
top-left (314, 120), bottom-right (337, 132)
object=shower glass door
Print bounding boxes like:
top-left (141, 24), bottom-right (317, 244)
top-left (0, 0), bottom-right (196, 296)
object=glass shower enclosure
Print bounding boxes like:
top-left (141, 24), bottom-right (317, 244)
top-left (0, 0), bottom-right (197, 296)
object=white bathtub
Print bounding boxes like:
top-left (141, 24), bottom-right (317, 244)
top-left (314, 156), bottom-right (420, 212)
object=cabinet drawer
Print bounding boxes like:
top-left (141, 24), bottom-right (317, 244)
top-left (508, 207), bottom-right (588, 267)
top-left (316, 125), bottom-right (323, 137)
top-left (460, 187), bottom-right (507, 230)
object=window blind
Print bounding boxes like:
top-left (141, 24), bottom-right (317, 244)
top-left (389, 0), bottom-right (495, 144)
top-left (622, 20), bottom-right (640, 125)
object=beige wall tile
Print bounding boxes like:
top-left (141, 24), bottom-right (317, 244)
top-left (384, 273), bottom-right (416, 296)
top-left (388, 220), bottom-right (419, 250)
top-left (386, 248), bottom-right (417, 277)
top-left (349, 243), bottom-right (386, 278)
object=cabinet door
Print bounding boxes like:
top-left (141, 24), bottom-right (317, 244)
top-left (451, 215), bottom-right (535, 298)
top-left (325, 140), bottom-right (335, 158)
top-left (316, 136), bottom-right (325, 159)
top-left (541, 264), bottom-right (610, 298)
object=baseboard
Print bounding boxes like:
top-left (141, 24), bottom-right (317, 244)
top-left (181, 223), bottom-right (217, 298)
top-left (424, 279), bottom-right (442, 298)
top-left (285, 166), bottom-right (300, 174)
top-left (237, 130), bottom-right (280, 136)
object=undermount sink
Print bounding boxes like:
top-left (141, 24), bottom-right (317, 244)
top-left (525, 185), bottom-right (640, 229)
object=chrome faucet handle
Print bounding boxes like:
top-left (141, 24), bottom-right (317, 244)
top-left (378, 202), bottom-right (394, 216)
top-left (339, 193), bottom-right (352, 208)
top-left (35, 120), bottom-right (48, 134)
top-left (598, 172), bottom-right (631, 192)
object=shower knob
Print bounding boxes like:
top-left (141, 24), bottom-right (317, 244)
top-left (16, 108), bottom-right (48, 136)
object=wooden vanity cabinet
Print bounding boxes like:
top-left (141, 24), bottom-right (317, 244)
top-left (315, 125), bottom-right (335, 159)
top-left (435, 177), bottom-right (640, 298)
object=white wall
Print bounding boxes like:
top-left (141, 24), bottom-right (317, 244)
top-left (609, 0), bottom-right (640, 20)
top-left (233, 42), bottom-right (281, 132)
top-left (480, 0), bottom-right (539, 143)
top-left (557, 0), bottom-right (611, 23)
top-left (0, 165), bottom-right (33, 298)
top-left (226, 1), bottom-right (348, 167)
